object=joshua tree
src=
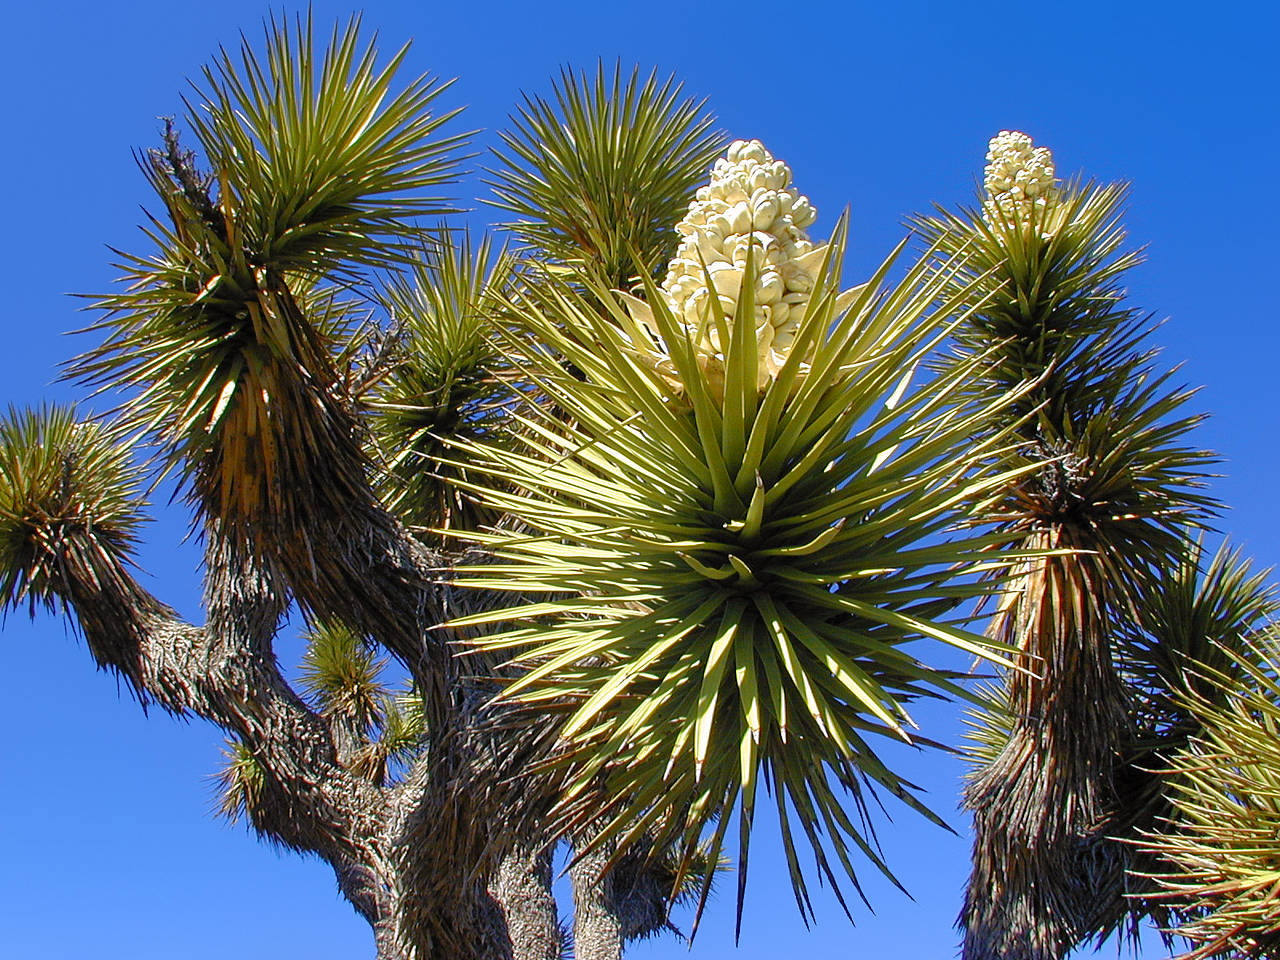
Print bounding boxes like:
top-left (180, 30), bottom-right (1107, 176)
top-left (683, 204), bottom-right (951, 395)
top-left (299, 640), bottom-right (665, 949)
top-left (906, 132), bottom-right (1211, 959)
top-left (11, 14), bottom-right (1274, 960)
top-left (909, 133), bottom-right (1280, 960)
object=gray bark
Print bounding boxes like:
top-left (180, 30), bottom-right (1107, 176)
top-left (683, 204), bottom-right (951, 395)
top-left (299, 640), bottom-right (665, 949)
top-left (570, 835), bottom-right (680, 960)
top-left (50, 520), bottom-right (558, 960)
top-left (570, 840), bottom-right (624, 960)
top-left (491, 846), bottom-right (562, 960)
top-left (23, 390), bottom-right (689, 959)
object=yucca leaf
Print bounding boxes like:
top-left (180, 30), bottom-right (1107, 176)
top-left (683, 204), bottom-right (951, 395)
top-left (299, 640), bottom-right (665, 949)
top-left (213, 738), bottom-right (268, 828)
top-left (298, 620), bottom-right (389, 732)
top-left (1135, 628), bottom-right (1280, 959)
top-left (67, 17), bottom-right (467, 641)
top-left (369, 229), bottom-right (517, 531)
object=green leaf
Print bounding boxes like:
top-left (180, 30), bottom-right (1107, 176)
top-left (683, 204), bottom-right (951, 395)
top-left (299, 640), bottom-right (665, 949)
top-left (487, 61), bottom-right (725, 289)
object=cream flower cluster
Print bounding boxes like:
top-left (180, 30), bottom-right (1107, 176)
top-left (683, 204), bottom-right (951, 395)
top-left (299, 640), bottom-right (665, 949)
top-left (624, 139), bottom-right (830, 394)
top-left (984, 130), bottom-right (1057, 222)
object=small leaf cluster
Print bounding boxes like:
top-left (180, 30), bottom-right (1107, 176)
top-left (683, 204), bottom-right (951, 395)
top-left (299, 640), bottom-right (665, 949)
top-left (0, 406), bottom-right (146, 615)
top-left (217, 619), bottom-right (427, 832)
top-left (488, 62), bottom-right (726, 289)
top-left (368, 232), bottom-right (517, 532)
top-left (1137, 628), bottom-right (1280, 959)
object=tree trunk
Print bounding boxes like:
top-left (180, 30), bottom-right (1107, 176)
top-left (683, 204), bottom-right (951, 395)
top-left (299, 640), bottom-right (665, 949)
top-left (570, 841), bottom-right (624, 960)
top-left (491, 845), bottom-right (562, 960)
top-left (961, 547), bottom-right (1132, 960)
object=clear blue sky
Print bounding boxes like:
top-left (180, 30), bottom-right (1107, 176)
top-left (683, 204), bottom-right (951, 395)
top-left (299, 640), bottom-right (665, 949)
top-left (2, 1), bottom-right (1277, 957)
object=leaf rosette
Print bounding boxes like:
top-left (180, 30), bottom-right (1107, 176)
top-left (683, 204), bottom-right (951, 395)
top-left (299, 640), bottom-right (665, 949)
top-left (449, 146), bottom-right (1030, 925)
top-left (0, 406), bottom-right (147, 615)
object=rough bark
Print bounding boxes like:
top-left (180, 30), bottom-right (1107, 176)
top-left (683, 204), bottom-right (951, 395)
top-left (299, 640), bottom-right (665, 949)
top-left (49, 517), bottom-right (560, 960)
top-left (570, 835), bottom-right (682, 960)
top-left (961, 547), bottom-right (1132, 960)
top-left (491, 845), bottom-right (562, 960)
top-left (18, 376), bottom-right (678, 960)
top-left (571, 842), bottom-right (624, 960)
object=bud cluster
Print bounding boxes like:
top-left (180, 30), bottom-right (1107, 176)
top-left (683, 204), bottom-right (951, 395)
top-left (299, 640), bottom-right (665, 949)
top-left (984, 130), bottom-right (1057, 223)
top-left (658, 139), bottom-right (824, 387)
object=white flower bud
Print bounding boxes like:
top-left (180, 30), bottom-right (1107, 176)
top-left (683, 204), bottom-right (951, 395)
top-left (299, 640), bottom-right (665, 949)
top-left (756, 316), bottom-right (775, 349)
top-left (752, 192), bottom-right (780, 232)
top-left (782, 263), bottom-right (812, 293)
top-left (725, 201), bottom-right (751, 235)
top-left (757, 270), bottom-right (784, 304)
top-left (790, 197), bottom-right (817, 229)
top-left (709, 264), bottom-right (744, 299)
top-left (684, 288), bottom-right (709, 326)
top-left (704, 214), bottom-right (729, 240)
top-left (696, 233), bottom-right (724, 263)
top-left (737, 139), bottom-right (767, 163)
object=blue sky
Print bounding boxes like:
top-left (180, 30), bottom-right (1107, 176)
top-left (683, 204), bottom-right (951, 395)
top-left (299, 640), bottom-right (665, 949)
top-left (2, 1), bottom-right (1277, 957)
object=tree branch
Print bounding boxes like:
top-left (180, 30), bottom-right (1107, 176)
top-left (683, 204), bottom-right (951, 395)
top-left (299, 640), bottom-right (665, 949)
top-left (49, 521), bottom-right (555, 959)
top-left (59, 528), bottom-right (381, 861)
